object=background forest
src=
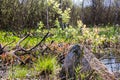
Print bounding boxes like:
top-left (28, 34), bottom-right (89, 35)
top-left (0, 0), bottom-right (120, 30)
top-left (0, 0), bottom-right (120, 80)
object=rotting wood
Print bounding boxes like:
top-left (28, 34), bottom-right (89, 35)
top-left (60, 44), bottom-right (83, 80)
top-left (60, 44), bottom-right (116, 80)
top-left (83, 46), bottom-right (116, 80)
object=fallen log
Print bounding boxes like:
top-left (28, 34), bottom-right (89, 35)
top-left (83, 46), bottom-right (116, 80)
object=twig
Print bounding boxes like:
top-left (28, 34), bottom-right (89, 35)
top-left (16, 34), bottom-right (30, 48)
top-left (2, 32), bottom-right (49, 64)
top-left (13, 53), bottom-right (25, 64)
top-left (28, 32), bottom-right (49, 52)
top-left (85, 70), bottom-right (95, 80)
top-left (6, 50), bottom-right (25, 64)
top-left (13, 32), bottom-right (50, 56)
top-left (1, 40), bottom-right (15, 50)
top-left (41, 40), bottom-right (54, 55)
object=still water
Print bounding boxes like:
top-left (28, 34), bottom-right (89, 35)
top-left (101, 54), bottom-right (120, 72)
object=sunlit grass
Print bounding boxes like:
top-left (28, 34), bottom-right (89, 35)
top-left (9, 66), bottom-right (29, 79)
top-left (0, 25), bottom-right (119, 48)
top-left (0, 25), bottom-right (119, 79)
top-left (34, 55), bottom-right (59, 75)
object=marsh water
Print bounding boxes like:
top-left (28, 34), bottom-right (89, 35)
top-left (101, 53), bottom-right (120, 72)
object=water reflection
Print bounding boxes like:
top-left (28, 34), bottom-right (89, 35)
top-left (101, 54), bottom-right (120, 72)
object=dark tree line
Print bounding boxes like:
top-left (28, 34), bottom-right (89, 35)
top-left (0, 0), bottom-right (120, 30)
top-left (71, 0), bottom-right (120, 26)
top-left (0, 0), bottom-right (72, 30)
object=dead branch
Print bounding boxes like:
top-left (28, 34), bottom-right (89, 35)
top-left (0, 34), bottom-right (29, 64)
top-left (0, 40), bottom-right (15, 52)
top-left (3, 40), bottom-right (15, 49)
top-left (41, 40), bottom-right (54, 55)
top-left (0, 32), bottom-right (50, 65)
top-left (6, 50), bottom-right (25, 64)
top-left (16, 34), bottom-right (30, 48)
top-left (28, 32), bottom-right (49, 52)
top-left (13, 32), bottom-right (50, 56)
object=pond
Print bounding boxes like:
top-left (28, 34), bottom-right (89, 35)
top-left (101, 53), bottom-right (120, 72)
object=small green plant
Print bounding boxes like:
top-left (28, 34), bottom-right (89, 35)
top-left (34, 55), bottom-right (59, 75)
top-left (75, 65), bottom-right (82, 80)
top-left (9, 65), bottom-right (29, 79)
top-left (36, 21), bottom-right (44, 33)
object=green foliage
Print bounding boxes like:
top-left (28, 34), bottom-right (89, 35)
top-left (7, 55), bottom-right (59, 79)
top-left (34, 20), bottom-right (120, 46)
top-left (34, 55), bottom-right (59, 75)
top-left (0, 31), bottom-right (19, 47)
top-left (36, 21), bottom-right (44, 33)
top-left (0, 23), bottom-right (119, 53)
top-left (75, 65), bottom-right (103, 80)
top-left (9, 66), bottom-right (29, 79)
top-left (75, 65), bottom-right (82, 79)
top-left (61, 8), bottom-right (71, 23)
top-left (49, 25), bottom-right (80, 42)
top-left (55, 18), bottom-right (60, 28)
top-left (0, 24), bottom-right (120, 79)
top-left (0, 0), bottom-right (72, 29)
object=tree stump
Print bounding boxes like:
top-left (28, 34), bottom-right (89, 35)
top-left (60, 44), bottom-right (116, 80)
top-left (60, 44), bottom-right (83, 80)
top-left (83, 47), bottom-right (116, 80)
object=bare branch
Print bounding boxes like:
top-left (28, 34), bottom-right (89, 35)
top-left (1, 40), bottom-right (15, 50)
top-left (1, 32), bottom-right (50, 64)
top-left (16, 34), bottom-right (30, 48)
top-left (28, 32), bottom-right (49, 52)
top-left (6, 50), bottom-right (25, 64)
top-left (0, 40), bottom-right (15, 55)
top-left (41, 40), bottom-right (54, 55)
